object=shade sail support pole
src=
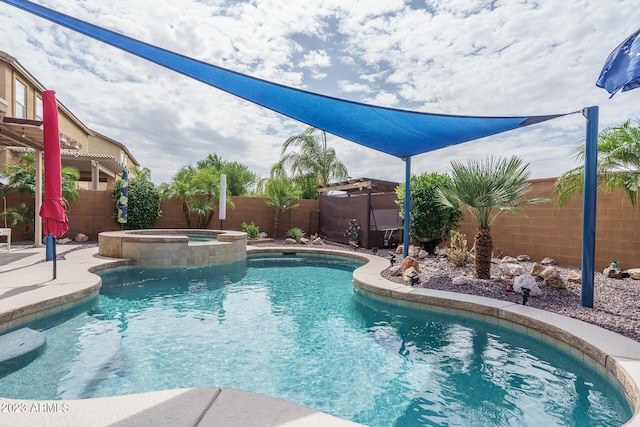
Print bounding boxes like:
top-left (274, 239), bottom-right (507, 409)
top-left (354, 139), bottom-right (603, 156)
top-left (403, 157), bottom-right (411, 258)
top-left (581, 106), bottom-right (598, 308)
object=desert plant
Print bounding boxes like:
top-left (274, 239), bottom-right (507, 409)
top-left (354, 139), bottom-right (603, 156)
top-left (446, 230), bottom-right (468, 267)
top-left (287, 227), bottom-right (305, 242)
top-left (437, 156), bottom-right (549, 279)
top-left (242, 222), bottom-right (260, 240)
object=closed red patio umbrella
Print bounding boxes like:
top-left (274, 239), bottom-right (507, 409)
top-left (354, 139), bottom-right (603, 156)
top-left (39, 90), bottom-right (68, 278)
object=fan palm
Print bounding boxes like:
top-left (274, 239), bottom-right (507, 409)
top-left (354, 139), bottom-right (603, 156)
top-left (554, 119), bottom-right (640, 208)
top-left (264, 171), bottom-right (301, 238)
top-left (437, 156), bottom-right (549, 279)
top-left (272, 127), bottom-right (348, 194)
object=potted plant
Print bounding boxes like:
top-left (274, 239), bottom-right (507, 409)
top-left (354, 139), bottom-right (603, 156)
top-left (345, 218), bottom-right (361, 247)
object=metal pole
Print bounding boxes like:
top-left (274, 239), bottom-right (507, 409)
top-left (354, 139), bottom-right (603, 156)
top-left (403, 157), bottom-right (411, 257)
top-left (581, 106), bottom-right (598, 308)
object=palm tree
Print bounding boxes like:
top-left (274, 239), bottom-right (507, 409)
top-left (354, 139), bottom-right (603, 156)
top-left (554, 119), bottom-right (640, 208)
top-left (272, 127), bottom-right (348, 195)
top-left (437, 156), bottom-right (549, 279)
top-left (264, 171), bottom-right (301, 238)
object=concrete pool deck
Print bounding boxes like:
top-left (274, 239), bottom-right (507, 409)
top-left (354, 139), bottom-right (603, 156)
top-left (0, 243), bottom-right (639, 426)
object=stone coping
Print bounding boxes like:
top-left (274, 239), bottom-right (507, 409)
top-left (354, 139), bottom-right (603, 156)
top-left (1, 245), bottom-right (639, 425)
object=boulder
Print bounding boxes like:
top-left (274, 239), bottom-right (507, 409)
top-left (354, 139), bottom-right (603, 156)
top-left (500, 263), bottom-right (525, 278)
top-left (514, 274), bottom-right (542, 296)
top-left (402, 267), bottom-right (420, 284)
top-left (401, 256), bottom-right (420, 272)
top-left (627, 268), bottom-right (640, 280)
top-left (396, 245), bottom-right (404, 254)
top-left (566, 271), bottom-right (582, 284)
top-left (284, 238), bottom-right (297, 244)
top-left (603, 267), bottom-right (623, 279)
top-left (452, 276), bottom-right (472, 286)
top-left (259, 232), bottom-right (268, 238)
top-left (530, 262), bottom-right (545, 277)
top-left (388, 265), bottom-right (403, 276)
top-left (541, 257), bottom-right (556, 266)
top-left (75, 233), bottom-right (89, 242)
top-left (418, 250), bottom-right (428, 260)
top-left (501, 256), bottom-right (519, 264)
top-left (299, 237), bottom-right (310, 245)
top-left (516, 255), bottom-right (531, 262)
top-left (541, 266), bottom-right (565, 288)
top-left (312, 237), bottom-right (323, 245)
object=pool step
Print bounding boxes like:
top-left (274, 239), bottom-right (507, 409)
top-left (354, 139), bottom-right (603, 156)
top-left (0, 327), bottom-right (46, 363)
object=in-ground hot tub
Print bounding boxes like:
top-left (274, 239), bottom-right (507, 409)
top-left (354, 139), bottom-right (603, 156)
top-left (98, 229), bottom-right (247, 267)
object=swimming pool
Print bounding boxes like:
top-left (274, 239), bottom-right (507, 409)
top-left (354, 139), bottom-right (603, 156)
top-left (0, 254), bottom-right (632, 426)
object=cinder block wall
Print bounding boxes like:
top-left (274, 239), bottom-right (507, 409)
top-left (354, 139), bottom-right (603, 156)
top-left (457, 179), bottom-right (640, 270)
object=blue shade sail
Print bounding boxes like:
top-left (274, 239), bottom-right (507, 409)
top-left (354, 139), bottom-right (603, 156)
top-left (597, 28), bottom-right (640, 97)
top-left (1, 0), bottom-right (570, 158)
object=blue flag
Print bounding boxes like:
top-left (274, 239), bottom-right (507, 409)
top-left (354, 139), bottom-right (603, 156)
top-left (596, 28), bottom-right (640, 97)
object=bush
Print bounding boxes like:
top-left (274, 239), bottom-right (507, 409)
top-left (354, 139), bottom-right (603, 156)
top-left (396, 173), bottom-right (463, 254)
top-left (113, 177), bottom-right (161, 229)
top-left (287, 227), bottom-right (305, 242)
top-left (242, 222), bottom-right (260, 239)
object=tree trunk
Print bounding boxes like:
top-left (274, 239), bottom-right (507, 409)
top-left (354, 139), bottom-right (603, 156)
top-left (182, 200), bottom-right (192, 228)
top-left (474, 227), bottom-right (493, 279)
top-left (273, 210), bottom-right (282, 238)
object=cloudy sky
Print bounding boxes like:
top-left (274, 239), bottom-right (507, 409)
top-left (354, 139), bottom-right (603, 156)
top-left (1, 0), bottom-right (639, 185)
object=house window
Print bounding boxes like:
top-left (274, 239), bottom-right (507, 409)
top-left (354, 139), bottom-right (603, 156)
top-left (15, 79), bottom-right (26, 118)
top-left (36, 96), bottom-right (43, 120)
top-left (120, 150), bottom-right (127, 165)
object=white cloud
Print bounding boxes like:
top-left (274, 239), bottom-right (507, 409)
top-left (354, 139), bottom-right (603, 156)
top-left (0, 0), bottom-right (638, 185)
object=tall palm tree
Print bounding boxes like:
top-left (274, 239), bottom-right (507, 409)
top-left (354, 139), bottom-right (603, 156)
top-left (264, 171), bottom-right (301, 238)
top-left (554, 119), bottom-right (640, 208)
top-left (272, 127), bottom-right (348, 191)
top-left (437, 156), bottom-right (549, 279)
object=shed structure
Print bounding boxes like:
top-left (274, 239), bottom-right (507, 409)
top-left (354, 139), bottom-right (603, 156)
top-left (318, 178), bottom-right (403, 249)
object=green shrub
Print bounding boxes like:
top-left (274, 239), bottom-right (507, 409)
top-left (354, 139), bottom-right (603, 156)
top-left (396, 173), bottom-right (463, 254)
top-left (287, 227), bottom-right (305, 242)
top-left (113, 177), bottom-right (161, 229)
top-left (242, 222), bottom-right (260, 239)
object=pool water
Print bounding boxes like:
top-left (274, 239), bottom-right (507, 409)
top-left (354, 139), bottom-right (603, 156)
top-left (0, 254), bottom-right (632, 426)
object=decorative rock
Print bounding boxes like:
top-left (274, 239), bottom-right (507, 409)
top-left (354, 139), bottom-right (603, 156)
top-left (388, 265), bottom-right (403, 276)
top-left (516, 255), bottom-right (531, 262)
top-left (259, 232), bottom-right (268, 238)
top-left (501, 256), bottom-right (519, 264)
top-left (299, 237), bottom-right (310, 245)
top-left (284, 238), bottom-right (297, 244)
top-left (530, 262), bottom-right (545, 277)
top-left (603, 267), bottom-right (623, 279)
top-left (401, 256), bottom-right (420, 272)
top-left (513, 274), bottom-right (542, 296)
top-left (312, 237), bottom-right (323, 245)
top-left (566, 271), bottom-right (582, 284)
top-left (57, 238), bottom-right (72, 244)
top-left (500, 263), bottom-right (525, 278)
top-left (396, 245), bottom-right (404, 254)
top-left (540, 266), bottom-right (565, 288)
top-left (541, 257), bottom-right (556, 266)
top-left (452, 276), bottom-right (471, 286)
top-left (627, 268), bottom-right (640, 280)
top-left (75, 233), bottom-right (89, 242)
top-left (418, 250), bottom-right (428, 260)
top-left (402, 267), bottom-right (419, 284)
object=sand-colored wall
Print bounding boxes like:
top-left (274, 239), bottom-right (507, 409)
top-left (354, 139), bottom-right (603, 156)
top-left (457, 178), bottom-right (640, 270)
top-left (3, 191), bottom-right (320, 241)
top-left (4, 180), bottom-right (639, 270)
